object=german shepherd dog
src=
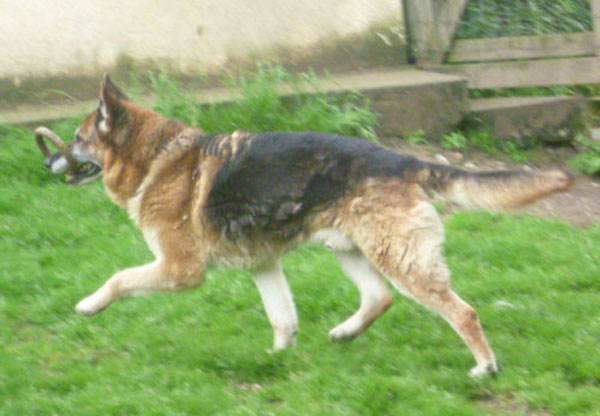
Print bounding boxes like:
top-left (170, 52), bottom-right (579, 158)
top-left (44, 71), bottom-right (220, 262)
top-left (66, 75), bottom-right (572, 377)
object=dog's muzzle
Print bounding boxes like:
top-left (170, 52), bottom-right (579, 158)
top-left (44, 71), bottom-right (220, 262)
top-left (35, 126), bottom-right (102, 185)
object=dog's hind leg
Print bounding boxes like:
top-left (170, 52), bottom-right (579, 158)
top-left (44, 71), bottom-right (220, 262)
top-left (349, 198), bottom-right (497, 376)
top-left (75, 260), bottom-right (205, 316)
top-left (251, 259), bottom-right (299, 350)
top-left (329, 249), bottom-right (392, 341)
top-left (398, 278), bottom-right (498, 377)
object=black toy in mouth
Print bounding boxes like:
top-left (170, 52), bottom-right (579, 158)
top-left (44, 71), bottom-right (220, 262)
top-left (36, 126), bottom-right (103, 185)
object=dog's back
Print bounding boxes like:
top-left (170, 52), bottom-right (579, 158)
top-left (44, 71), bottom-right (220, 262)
top-left (203, 131), bottom-right (573, 242)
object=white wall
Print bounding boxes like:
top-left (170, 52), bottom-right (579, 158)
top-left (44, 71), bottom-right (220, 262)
top-left (0, 0), bottom-right (401, 80)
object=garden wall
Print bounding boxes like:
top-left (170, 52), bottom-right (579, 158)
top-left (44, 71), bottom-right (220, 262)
top-left (0, 0), bottom-right (403, 81)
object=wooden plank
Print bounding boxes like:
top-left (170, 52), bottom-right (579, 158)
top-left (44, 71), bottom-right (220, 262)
top-left (591, 0), bottom-right (600, 55)
top-left (430, 57), bottom-right (600, 89)
top-left (431, 0), bottom-right (469, 64)
top-left (403, 0), bottom-right (435, 64)
top-left (403, 0), bottom-right (469, 65)
top-left (448, 32), bottom-right (595, 63)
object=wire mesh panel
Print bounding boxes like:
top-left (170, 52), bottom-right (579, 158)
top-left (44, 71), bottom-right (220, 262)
top-left (456, 0), bottom-right (593, 39)
top-left (403, 0), bottom-right (600, 88)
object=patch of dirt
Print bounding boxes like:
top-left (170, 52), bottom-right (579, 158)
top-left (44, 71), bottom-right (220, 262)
top-left (476, 394), bottom-right (552, 416)
top-left (382, 138), bottom-right (600, 227)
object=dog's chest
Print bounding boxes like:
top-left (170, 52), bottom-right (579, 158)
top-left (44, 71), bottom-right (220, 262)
top-left (126, 192), bottom-right (144, 225)
top-left (142, 228), bottom-right (164, 259)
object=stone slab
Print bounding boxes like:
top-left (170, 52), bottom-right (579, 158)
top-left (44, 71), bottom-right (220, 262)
top-left (468, 96), bottom-right (589, 144)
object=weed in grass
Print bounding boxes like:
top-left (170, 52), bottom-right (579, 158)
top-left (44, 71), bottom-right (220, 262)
top-left (466, 127), bottom-right (534, 163)
top-left (404, 129), bottom-right (427, 146)
top-left (429, 126), bottom-right (533, 163)
top-left (401, 120), bottom-right (533, 163)
top-left (441, 132), bottom-right (468, 150)
top-left (403, 129), bottom-right (437, 153)
top-left (569, 135), bottom-right (600, 176)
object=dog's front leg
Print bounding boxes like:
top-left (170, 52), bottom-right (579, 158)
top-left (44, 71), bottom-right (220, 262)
top-left (251, 260), bottom-right (298, 350)
top-left (75, 260), bottom-right (192, 316)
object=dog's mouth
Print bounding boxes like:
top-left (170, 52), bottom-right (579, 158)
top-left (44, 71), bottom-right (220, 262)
top-left (35, 126), bottom-right (103, 185)
top-left (66, 162), bottom-right (103, 185)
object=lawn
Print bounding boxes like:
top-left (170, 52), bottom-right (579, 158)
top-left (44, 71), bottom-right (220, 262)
top-left (1, 69), bottom-right (600, 415)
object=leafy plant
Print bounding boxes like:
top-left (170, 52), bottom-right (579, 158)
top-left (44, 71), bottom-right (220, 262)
top-left (148, 63), bottom-right (379, 141)
top-left (420, 124), bottom-right (532, 163)
top-left (440, 132), bottom-right (468, 150)
top-left (403, 129), bottom-right (428, 145)
top-left (569, 135), bottom-right (600, 175)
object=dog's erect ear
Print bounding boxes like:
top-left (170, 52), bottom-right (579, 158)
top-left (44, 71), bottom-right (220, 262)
top-left (99, 74), bottom-right (128, 133)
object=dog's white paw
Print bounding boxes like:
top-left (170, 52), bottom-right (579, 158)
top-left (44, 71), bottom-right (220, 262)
top-left (468, 361), bottom-right (498, 378)
top-left (271, 328), bottom-right (297, 351)
top-left (75, 294), bottom-right (105, 316)
top-left (328, 319), bottom-right (361, 341)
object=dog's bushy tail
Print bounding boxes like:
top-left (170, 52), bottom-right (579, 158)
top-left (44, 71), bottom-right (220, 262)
top-left (416, 163), bottom-right (573, 210)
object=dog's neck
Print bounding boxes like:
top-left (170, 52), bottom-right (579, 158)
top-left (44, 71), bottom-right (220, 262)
top-left (101, 108), bottom-right (186, 207)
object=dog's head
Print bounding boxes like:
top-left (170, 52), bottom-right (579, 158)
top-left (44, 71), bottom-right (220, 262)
top-left (64, 75), bottom-right (131, 184)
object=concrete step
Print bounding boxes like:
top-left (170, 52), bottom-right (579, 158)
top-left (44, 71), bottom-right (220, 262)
top-left (334, 69), bottom-right (468, 139)
top-left (0, 68), bottom-right (468, 139)
top-left (468, 96), bottom-right (589, 144)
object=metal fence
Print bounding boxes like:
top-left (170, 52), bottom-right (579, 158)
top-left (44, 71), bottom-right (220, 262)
top-left (403, 0), bottom-right (600, 88)
top-left (457, 0), bottom-right (592, 39)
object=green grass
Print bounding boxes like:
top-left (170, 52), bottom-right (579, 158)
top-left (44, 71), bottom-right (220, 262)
top-left (2, 70), bottom-right (600, 414)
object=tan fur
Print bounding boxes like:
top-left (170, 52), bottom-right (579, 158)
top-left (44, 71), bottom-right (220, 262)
top-left (73, 76), bottom-right (574, 376)
top-left (426, 167), bottom-right (573, 211)
top-left (334, 179), bottom-right (495, 373)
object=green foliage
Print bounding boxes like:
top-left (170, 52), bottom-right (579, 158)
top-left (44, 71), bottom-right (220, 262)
top-left (149, 63), bottom-right (379, 141)
top-left (467, 127), bottom-right (533, 163)
top-left (404, 129), bottom-right (427, 146)
top-left (569, 135), bottom-right (600, 175)
top-left (422, 125), bottom-right (532, 163)
top-left (403, 130), bottom-right (436, 153)
top-left (457, 0), bottom-right (592, 39)
top-left (440, 132), bottom-right (468, 150)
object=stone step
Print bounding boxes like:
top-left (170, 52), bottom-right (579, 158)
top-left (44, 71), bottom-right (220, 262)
top-left (0, 68), bottom-right (468, 139)
top-left (335, 69), bottom-right (468, 139)
top-left (468, 96), bottom-right (589, 144)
